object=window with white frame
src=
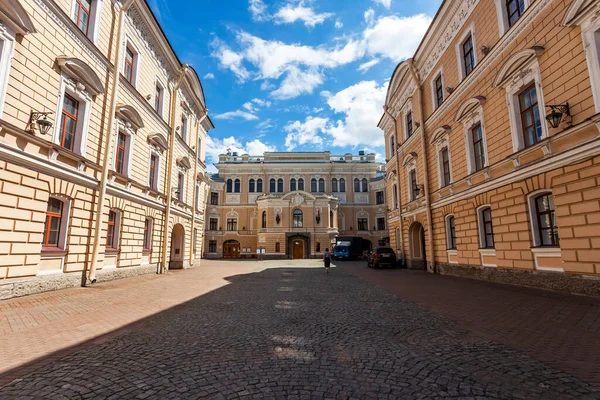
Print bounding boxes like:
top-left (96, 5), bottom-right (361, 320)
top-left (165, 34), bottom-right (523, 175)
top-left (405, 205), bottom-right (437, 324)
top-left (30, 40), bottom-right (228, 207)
top-left (432, 70), bottom-right (444, 110)
top-left (439, 146), bottom-right (451, 187)
top-left (405, 110), bottom-right (414, 138)
top-left (456, 99), bottom-right (490, 175)
top-left (123, 43), bottom-right (140, 87)
top-left (106, 209), bottom-right (121, 250)
top-left (456, 26), bottom-right (477, 81)
top-left (114, 127), bottom-right (134, 176)
top-left (180, 114), bottom-right (188, 142)
top-left (177, 172), bottom-right (185, 202)
top-left (331, 178), bottom-right (338, 192)
top-left (42, 196), bottom-right (71, 250)
top-left (339, 178), bottom-right (345, 192)
top-left (319, 178), bottom-right (325, 193)
top-left (529, 192), bottom-right (560, 247)
top-left (446, 215), bottom-right (457, 250)
top-left (154, 81), bottom-right (164, 116)
top-left (209, 240), bottom-right (217, 253)
top-left (53, 77), bottom-right (93, 156)
top-left (209, 217), bottom-right (218, 231)
top-left (143, 217), bottom-right (153, 251)
top-left (71, 0), bottom-right (103, 42)
top-left (297, 178), bottom-right (304, 191)
top-left (392, 184), bottom-right (398, 209)
top-left (478, 206), bottom-right (495, 249)
top-left (361, 178), bottom-right (368, 193)
top-left (408, 168), bottom-right (418, 201)
top-left (376, 217), bottom-right (386, 231)
top-left (580, 13), bottom-right (600, 113)
top-left (495, 0), bottom-right (528, 36)
top-left (148, 152), bottom-right (160, 190)
top-left (0, 26), bottom-right (16, 118)
top-left (357, 216), bottom-right (368, 231)
top-left (195, 183), bottom-right (200, 210)
top-left (390, 135), bottom-right (395, 157)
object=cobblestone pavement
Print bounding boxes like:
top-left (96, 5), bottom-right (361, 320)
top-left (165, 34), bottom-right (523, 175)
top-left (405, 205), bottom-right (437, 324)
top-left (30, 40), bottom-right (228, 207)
top-left (1, 261), bottom-right (599, 399)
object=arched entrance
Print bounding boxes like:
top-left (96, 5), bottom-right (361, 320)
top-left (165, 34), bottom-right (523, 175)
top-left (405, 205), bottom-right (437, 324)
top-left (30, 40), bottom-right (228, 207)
top-left (223, 240), bottom-right (240, 258)
top-left (286, 233), bottom-right (310, 259)
top-left (409, 222), bottom-right (427, 270)
top-left (170, 224), bottom-right (185, 269)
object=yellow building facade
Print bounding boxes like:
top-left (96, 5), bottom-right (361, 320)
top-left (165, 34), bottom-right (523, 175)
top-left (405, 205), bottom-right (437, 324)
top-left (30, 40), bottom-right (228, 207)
top-left (381, 0), bottom-right (600, 296)
top-left (0, 0), bottom-right (213, 299)
top-left (205, 151), bottom-right (388, 259)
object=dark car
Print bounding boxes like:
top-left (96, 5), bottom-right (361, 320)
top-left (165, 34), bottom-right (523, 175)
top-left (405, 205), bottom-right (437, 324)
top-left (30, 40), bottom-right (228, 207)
top-left (367, 247), bottom-right (397, 269)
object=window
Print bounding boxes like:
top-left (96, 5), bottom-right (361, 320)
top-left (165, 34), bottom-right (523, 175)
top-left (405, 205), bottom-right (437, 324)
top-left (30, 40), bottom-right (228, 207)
top-left (440, 147), bottom-right (451, 187)
top-left (275, 242), bottom-right (280, 253)
top-left (376, 191), bottom-right (385, 205)
top-left (154, 83), bottom-right (163, 115)
top-left (270, 178), bottom-right (276, 193)
top-left (409, 169), bottom-right (418, 201)
top-left (0, 28), bottom-right (16, 119)
top-left (226, 179), bottom-right (233, 193)
top-left (330, 210), bottom-right (334, 228)
top-left (227, 218), bottom-right (237, 231)
top-left (115, 132), bottom-right (126, 175)
top-left (293, 209), bottom-right (303, 228)
top-left (446, 216), bottom-right (457, 250)
top-left (257, 179), bottom-right (263, 193)
top-left (311, 178), bottom-right (317, 193)
top-left (434, 73), bottom-right (444, 109)
top-left (478, 207), bottom-right (495, 249)
top-left (193, 228), bottom-right (198, 253)
top-left (234, 179), bottom-right (241, 193)
top-left (43, 198), bottom-right (64, 248)
top-left (149, 154), bottom-right (159, 190)
top-left (290, 178), bottom-right (297, 191)
top-left (471, 123), bottom-right (486, 171)
top-left (211, 192), bottom-right (219, 205)
top-left (318, 178), bottom-right (325, 193)
top-left (209, 218), bottom-right (218, 231)
top-left (332, 178), bottom-right (338, 192)
top-left (392, 184), bottom-right (398, 209)
top-left (358, 217), bottom-right (368, 231)
top-left (354, 178), bottom-right (360, 193)
top-left (177, 172), bottom-right (184, 202)
top-left (74, 0), bottom-right (91, 36)
top-left (519, 83), bottom-right (542, 148)
top-left (124, 46), bottom-right (135, 84)
top-left (198, 138), bottom-right (202, 162)
top-left (71, 0), bottom-right (102, 42)
top-left (316, 242), bottom-right (321, 252)
top-left (181, 115), bottom-right (188, 142)
top-left (506, 0), bottom-right (525, 27)
top-left (298, 178), bottom-right (304, 191)
top-left (533, 193), bottom-right (559, 247)
top-left (262, 211), bottom-right (267, 229)
top-left (377, 217), bottom-right (386, 231)
top-left (143, 218), bottom-right (152, 251)
top-left (106, 210), bottom-right (119, 249)
top-left (361, 178), bottom-right (368, 192)
top-left (277, 178), bottom-right (284, 193)
top-left (209, 240), bottom-right (217, 253)
top-left (390, 136), bottom-right (395, 157)
top-left (195, 184), bottom-right (200, 210)
top-left (339, 178), bottom-right (346, 193)
top-left (462, 35), bottom-right (475, 77)
top-left (59, 94), bottom-right (79, 151)
top-left (396, 228), bottom-right (401, 250)
top-left (406, 111), bottom-right (413, 137)
top-left (249, 178), bottom-right (255, 193)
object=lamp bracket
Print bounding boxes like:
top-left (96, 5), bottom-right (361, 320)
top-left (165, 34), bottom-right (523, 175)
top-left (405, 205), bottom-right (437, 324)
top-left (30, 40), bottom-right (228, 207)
top-left (546, 103), bottom-right (570, 116)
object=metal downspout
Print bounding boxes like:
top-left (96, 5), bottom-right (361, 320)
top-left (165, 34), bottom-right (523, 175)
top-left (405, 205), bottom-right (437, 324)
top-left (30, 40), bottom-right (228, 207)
top-left (189, 114), bottom-right (208, 264)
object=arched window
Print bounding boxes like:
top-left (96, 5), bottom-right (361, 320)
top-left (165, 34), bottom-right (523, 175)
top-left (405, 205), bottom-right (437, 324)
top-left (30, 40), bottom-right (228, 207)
top-left (354, 178), bottom-right (360, 192)
top-left (293, 209), bottom-right (303, 228)
top-left (290, 178), bottom-right (297, 191)
top-left (277, 178), bottom-right (284, 193)
top-left (249, 178), bottom-right (255, 193)
top-left (43, 197), bottom-right (66, 248)
top-left (332, 178), bottom-right (338, 192)
top-left (340, 178), bottom-right (346, 192)
top-left (262, 211), bottom-right (267, 229)
top-left (318, 178), bottom-right (325, 193)
top-left (234, 179), bottom-right (241, 193)
top-left (362, 178), bottom-right (369, 192)
top-left (298, 178), bottom-right (305, 191)
top-left (226, 179), bottom-right (233, 193)
top-left (257, 179), bottom-right (263, 193)
top-left (311, 178), bottom-right (317, 193)
top-left (270, 178), bottom-right (276, 193)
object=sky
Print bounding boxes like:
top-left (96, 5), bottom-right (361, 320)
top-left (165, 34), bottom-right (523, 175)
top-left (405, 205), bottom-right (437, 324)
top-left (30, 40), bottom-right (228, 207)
top-left (148, 0), bottom-right (442, 172)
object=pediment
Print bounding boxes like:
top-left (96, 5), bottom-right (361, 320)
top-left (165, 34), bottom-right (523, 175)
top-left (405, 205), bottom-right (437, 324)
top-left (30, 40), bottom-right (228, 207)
top-left (0, 0), bottom-right (36, 35)
top-left (177, 156), bottom-right (192, 170)
top-left (116, 104), bottom-right (144, 129)
top-left (147, 133), bottom-right (168, 151)
top-left (56, 57), bottom-right (104, 96)
top-left (454, 96), bottom-right (486, 122)
top-left (493, 47), bottom-right (544, 88)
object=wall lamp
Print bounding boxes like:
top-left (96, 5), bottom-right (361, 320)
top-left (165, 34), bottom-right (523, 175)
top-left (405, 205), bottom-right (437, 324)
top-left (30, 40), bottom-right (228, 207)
top-left (27, 111), bottom-right (54, 135)
top-left (413, 184), bottom-right (424, 198)
top-left (545, 103), bottom-right (570, 128)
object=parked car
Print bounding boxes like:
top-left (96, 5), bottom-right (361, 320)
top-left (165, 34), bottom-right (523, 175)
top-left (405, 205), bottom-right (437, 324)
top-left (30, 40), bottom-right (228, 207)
top-left (367, 247), bottom-right (397, 269)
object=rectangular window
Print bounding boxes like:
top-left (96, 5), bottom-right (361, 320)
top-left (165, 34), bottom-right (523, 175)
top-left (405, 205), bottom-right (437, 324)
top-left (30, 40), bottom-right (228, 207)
top-left (519, 83), bottom-right (542, 148)
top-left (472, 123), bottom-right (485, 171)
top-left (106, 210), bottom-right (117, 249)
top-left (209, 218), bottom-right (218, 231)
top-left (409, 170), bottom-right (417, 201)
top-left (59, 94), bottom-right (79, 152)
top-left (462, 35), bottom-right (475, 77)
top-left (377, 217), bottom-right (386, 231)
top-left (181, 115), bottom-right (188, 142)
top-left (506, 0), bottom-right (525, 27)
top-left (227, 218), bottom-right (237, 231)
top-left (358, 218), bottom-right (368, 231)
top-left (154, 84), bottom-right (163, 114)
top-left (376, 191), bottom-right (385, 205)
top-left (210, 192), bottom-right (219, 205)
top-left (447, 216), bottom-right (457, 250)
top-left (143, 218), bottom-right (152, 250)
top-left (441, 148), bottom-right (451, 187)
top-left (195, 184), bottom-right (200, 210)
top-left (75, 0), bottom-right (91, 35)
top-left (535, 194), bottom-right (559, 247)
top-left (43, 198), bottom-right (64, 247)
top-left (275, 242), bottom-right (280, 253)
top-left (149, 154), bottom-right (158, 189)
top-left (481, 208), bottom-right (495, 249)
top-left (193, 228), bottom-right (198, 253)
top-left (406, 111), bottom-right (413, 137)
top-left (209, 240), bottom-right (217, 253)
top-left (124, 47), bottom-right (134, 83)
top-left (177, 173), bottom-right (184, 202)
top-left (435, 74), bottom-right (444, 108)
top-left (115, 132), bottom-right (126, 175)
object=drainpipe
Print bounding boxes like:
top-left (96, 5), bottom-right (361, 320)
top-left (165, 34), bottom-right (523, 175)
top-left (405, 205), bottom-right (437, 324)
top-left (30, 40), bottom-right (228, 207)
top-left (383, 106), bottom-right (405, 265)
top-left (159, 65), bottom-right (189, 274)
top-left (88, 0), bottom-right (137, 284)
top-left (407, 59), bottom-right (435, 273)
top-left (189, 113), bottom-right (208, 264)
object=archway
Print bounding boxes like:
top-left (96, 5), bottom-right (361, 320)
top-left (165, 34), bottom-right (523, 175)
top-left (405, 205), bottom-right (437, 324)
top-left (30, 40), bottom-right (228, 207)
top-left (409, 222), bottom-right (427, 270)
top-left (223, 240), bottom-right (241, 259)
top-left (169, 224), bottom-right (185, 269)
top-left (286, 233), bottom-right (310, 259)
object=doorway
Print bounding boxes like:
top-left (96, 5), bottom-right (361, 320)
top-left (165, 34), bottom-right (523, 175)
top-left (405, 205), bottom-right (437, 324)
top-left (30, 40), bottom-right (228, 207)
top-left (292, 240), bottom-right (304, 259)
top-left (169, 223), bottom-right (185, 269)
top-left (223, 240), bottom-right (241, 258)
top-left (409, 222), bottom-right (427, 270)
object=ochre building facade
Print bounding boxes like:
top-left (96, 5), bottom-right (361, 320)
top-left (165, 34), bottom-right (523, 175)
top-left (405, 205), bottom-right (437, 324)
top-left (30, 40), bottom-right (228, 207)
top-left (205, 152), bottom-right (388, 259)
top-left (0, 0), bottom-right (213, 299)
top-left (380, 0), bottom-right (600, 296)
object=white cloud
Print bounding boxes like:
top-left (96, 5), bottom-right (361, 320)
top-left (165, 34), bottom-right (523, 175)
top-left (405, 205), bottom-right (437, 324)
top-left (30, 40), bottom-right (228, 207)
top-left (334, 19), bottom-right (343, 29)
top-left (256, 118), bottom-right (275, 132)
top-left (358, 58), bottom-right (380, 73)
top-left (242, 102), bottom-right (257, 112)
top-left (284, 116), bottom-right (329, 150)
top-left (274, 3), bottom-right (334, 27)
top-left (249, 0), bottom-right (268, 21)
top-left (372, 0), bottom-right (392, 9)
top-left (206, 136), bottom-right (276, 170)
top-left (252, 98), bottom-right (272, 107)
top-left (246, 139), bottom-right (276, 155)
top-left (203, 72), bottom-right (215, 80)
top-left (213, 110), bottom-right (259, 121)
top-left (211, 39), bottom-right (250, 82)
top-left (271, 67), bottom-right (324, 99)
top-left (363, 14), bottom-right (432, 62)
top-left (364, 9), bottom-right (375, 23)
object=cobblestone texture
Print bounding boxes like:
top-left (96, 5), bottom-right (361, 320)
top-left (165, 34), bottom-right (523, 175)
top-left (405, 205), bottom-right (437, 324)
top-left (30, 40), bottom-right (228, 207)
top-left (1, 261), bottom-right (599, 399)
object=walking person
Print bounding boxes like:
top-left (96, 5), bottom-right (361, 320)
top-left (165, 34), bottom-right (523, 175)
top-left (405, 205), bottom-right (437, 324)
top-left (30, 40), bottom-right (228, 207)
top-left (324, 248), bottom-right (331, 274)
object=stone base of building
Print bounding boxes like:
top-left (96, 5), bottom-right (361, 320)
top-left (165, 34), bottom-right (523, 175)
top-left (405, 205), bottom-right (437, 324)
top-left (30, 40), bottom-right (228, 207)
top-left (0, 264), bottom-right (159, 301)
top-left (436, 263), bottom-right (600, 298)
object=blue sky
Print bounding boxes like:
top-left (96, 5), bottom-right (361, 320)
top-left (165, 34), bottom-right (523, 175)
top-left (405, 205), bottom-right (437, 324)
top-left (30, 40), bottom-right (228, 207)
top-left (148, 0), bottom-right (442, 171)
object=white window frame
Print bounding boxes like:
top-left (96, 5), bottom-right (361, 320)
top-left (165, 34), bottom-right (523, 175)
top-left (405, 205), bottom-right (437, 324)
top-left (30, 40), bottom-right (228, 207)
top-left (53, 75), bottom-right (93, 156)
top-left (195, 182), bottom-right (201, 211)
top-left (177, 171), bottom-right (186, 202)
top-left (143, 217), bottom-right (154, 251)
top-left (148, 150), bottom-right (161, 191)
top-left (70, 0), bottom-right (104, 43)
top-left (48, 195), bottom-right (72, 251)
top-left (407, 165), bottom-right (418, 202)
top-left (122, 39), bottom-right (141, 88)
top-left (527, 190), bottom-right (559, 248)
top-left (494, 0), bottom-right (530, 37)
top-left (430, 66), bottom-right (444, 110)
top-left (357, 212), bottom-right (369, 232)
top-left (581, 15), bottom-right (600, 113)
top-left (389, 134), bottom-right (395, 158)
top-left (455, 24), bottom-right (477, 82)
top-left (477, 205), bottom-right (495, 249)
top-left (0, 25), bottom-right (16, 118)
top-left (461, 107), bottom-right (490, 174)
top-left (180, 113), bottom-right (188, 142)
top-left (433, 135), bottom-right (453, 188)
top-left (114, 120), bottom-right (135, 177)
top-left (392, 183), bottom-right (398, 209)
top-left (445, 214), bottom-right (457, 251)
top-left (107, 209), bottom-right (122, 250)
top-left (403, 105), bottom-right (413, 140)
top-left (154, 79), bottom-right (165, 116)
